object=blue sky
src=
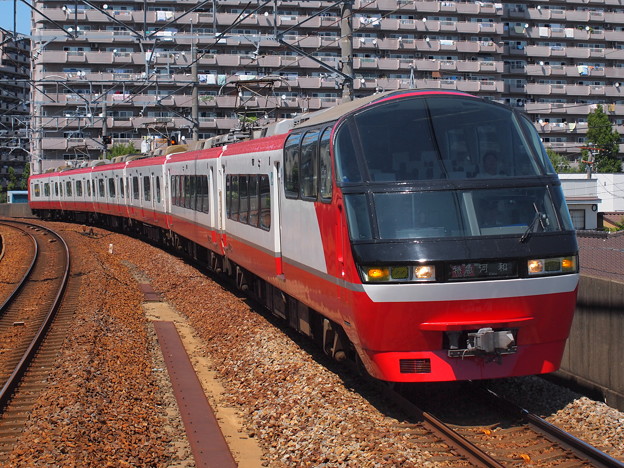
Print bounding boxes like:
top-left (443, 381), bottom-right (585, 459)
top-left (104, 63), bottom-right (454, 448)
top-left (0, 1), bottom-right (30, 35)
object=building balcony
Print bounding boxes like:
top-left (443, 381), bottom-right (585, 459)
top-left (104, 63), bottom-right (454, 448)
top-left (215, 54), bottom-right (240, 66)
top-left (377, 58), bottom-right (400, 70)
top-left (565, 84), bottom-right (591, 96)
top-left (456, 41), bottom-right (480, 53)
top-left (525, 83), bottom-right (551, 95)
top-left (354, 57), bottom-right (378, 69)
top-left (414, 1), bottom-right (441, 13)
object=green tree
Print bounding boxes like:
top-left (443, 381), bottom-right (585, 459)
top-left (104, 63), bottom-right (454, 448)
top-left (19, 162), bottom-right (30, 190)
top-left (106, 142), bottom-right (138, 160)
top-left (7, 167), bottom-right (17, 191)
top-left (581, 105), bottom-right (622, 173)
top-left (546, 148), bottom-right (575, 173)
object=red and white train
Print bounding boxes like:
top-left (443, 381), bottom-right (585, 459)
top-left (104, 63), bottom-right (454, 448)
top-left (29, 90), bottom-right (579, 382)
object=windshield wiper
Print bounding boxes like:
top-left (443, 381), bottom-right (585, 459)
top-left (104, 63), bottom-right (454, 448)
top-left (520, 203), bottom-right (548, 243)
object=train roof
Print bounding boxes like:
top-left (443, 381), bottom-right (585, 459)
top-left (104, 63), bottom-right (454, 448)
top-left (292, 89), bottom-right (476, 130)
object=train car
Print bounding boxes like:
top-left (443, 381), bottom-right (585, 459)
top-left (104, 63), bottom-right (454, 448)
top-left (29, 90), bottom-right (579, 382)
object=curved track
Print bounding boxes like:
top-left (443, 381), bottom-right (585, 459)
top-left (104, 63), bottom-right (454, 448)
top-left (0, 220), bottom-right (72, 463)
top-left (0, 223), bottom-right (37, 306)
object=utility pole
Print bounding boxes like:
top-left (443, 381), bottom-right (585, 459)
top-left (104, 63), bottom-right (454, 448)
top-left (102, 95), bottom-right (108, 159)
top-left (340, 0), bottom-right (354, 102)
top-left (191, 21), bottom-right (199, 142)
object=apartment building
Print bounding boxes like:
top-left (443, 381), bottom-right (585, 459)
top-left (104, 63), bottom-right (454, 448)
top-left (30, 0), bottom-right (624, 172)
top-left (0, 28), bottom-right (30, 187)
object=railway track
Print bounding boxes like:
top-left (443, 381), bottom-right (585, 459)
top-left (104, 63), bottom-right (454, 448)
top-left (0, 220), bottom-right (74, 464)
top-left (0, 223), bottom-right (36, 304)
top-left (385, 382), bottom-right (624, 468)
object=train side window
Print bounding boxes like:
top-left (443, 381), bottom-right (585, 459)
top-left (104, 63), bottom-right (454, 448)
top-left (249, 175), bottom-right (259, 227)
top-left (132, 176), bottom-right (139, 200)
top-left (66, 181), bottom-right (72, 196)
top-left (319, 127), bottom-right (332, 201)
top-left (226, 175), bottom-right (231, 218)
top-left (178, 176), bottom-right (183, 207)
top-left (174, 175), bottom-right (179, 206)
top-left (344, 194), bottom-right (373, 240)
top-left (230, 175), bottom-right (240, 221)
top-left (190, 175), bottom-right (198, 211)
top-left (200, 175), bottom-right (209, 214)
top-left (239, 175), bottom-right (249, 223)
top-left (334, 123), bottom-right (362, 184)
top-left (259, 174), bottom-right (271, 231)
top-left (76, 180), bottom-right (83, 197)
top-left (143, 176), bottom-right (151, 201)
top-left (119, 176), bottom-right (125, 198)
top-left (86, 180), bottom-right (91, 197)
top-left (44, 183), bottom-right (50, 197)
top-left (183, 175), bottom-right (190, 209)
top-left (98, 179), bottom-right (105, 197)
top-left (156, 176), bottom-right (161, 204)
top-left (91, 180), bottom-right (95, 197)
top-left (109, 178), bottom-right (116, 198)
top-left (55, 182), bottom-right (59, 196)
top-left (284, 132), bottom-right (302, 199)
top-left (34, 183), bottom-right (41, 197)
top-left (60, 183), bottom-right (64, 197)
top-left (300, 130), bottom-right (319, 200)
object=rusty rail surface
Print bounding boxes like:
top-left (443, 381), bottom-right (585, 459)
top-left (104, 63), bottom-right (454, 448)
top-left (0, 221), bottom-right (70, 412)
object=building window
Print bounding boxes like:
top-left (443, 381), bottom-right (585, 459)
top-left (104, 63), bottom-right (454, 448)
top-left (569, 209), bottom-right (585, 230)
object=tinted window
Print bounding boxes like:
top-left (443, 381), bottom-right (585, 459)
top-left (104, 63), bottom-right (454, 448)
top-left (132, 177), bottom-right (139, 199)
top-left (259, 174), bottom-right (271, 231)
top-left (184, 176), bottom-right (191, 209)
top-left (300, 130), bottom-right (319, 199)
top-left (199, 176), bottom-right (209, 213)
top-left (284, 133), bottom-right (301, 198)
top-left (230, 175), bottom-right (239, 221)
top-left (249, 175), bottom-right (259, 227)
top-left (109, 178), bottom-right (116, 198)
top-left (143, 176), bottom-right (151, 201)
top-left (239, 175), bottom-right (249, 224)
top-left (319, 127), bottom-right (332, 201)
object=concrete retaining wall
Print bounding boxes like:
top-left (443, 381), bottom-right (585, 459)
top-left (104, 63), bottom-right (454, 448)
top-left (0, 204), bottom-right (34, 218)
top-left (558, 275), bottom-right (624, 411)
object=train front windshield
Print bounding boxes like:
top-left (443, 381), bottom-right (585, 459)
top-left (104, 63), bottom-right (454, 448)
top-left (335, 95), bottom-right (574, 241)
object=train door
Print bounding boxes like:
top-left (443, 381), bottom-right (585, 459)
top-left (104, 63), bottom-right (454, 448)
top-left (209, 166), bottom-right (215, 230)
top-left (274, 161), bottom-right (284, 276)
top-left (208, 164), bottom-right (219, 249)
top-left (219, 162), bottom-right (227, 254)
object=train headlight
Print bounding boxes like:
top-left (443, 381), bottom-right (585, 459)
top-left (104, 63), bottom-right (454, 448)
top-left (363, 267), bottom-right (390, 282)
top-left (527, 255), bottom-right (578, 276)
top-left (360, 264), bottom-right (436, 283)
top-left (414, 265), bottom-right (436, 281)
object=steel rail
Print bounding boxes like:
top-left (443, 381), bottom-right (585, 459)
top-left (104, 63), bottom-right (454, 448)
top-left (482, 386), bottom-right (624, 468)
top-left (0, 222), bottom-right (38, 316)
top-left (383, 386), bottom-right (505, 468)
top-left (0, 222), bottom-right (71, 412)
